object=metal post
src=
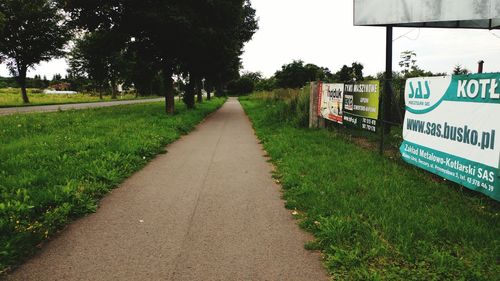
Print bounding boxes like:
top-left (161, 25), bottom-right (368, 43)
top-left (380, 26), bottom-right (393, 155)
top-left (478, 60), bottom-right (484, 73)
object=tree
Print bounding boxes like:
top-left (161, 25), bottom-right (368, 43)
top-left (335, 65), bottom-right (352, 83)
top-left (68, 31), bottom-right (127, 99)
top-left (52, 73), bottom-right (62, 83)
top-left (304, 64), bottom-right (334, 82)
top-left (32, 75), bottom-right (45, 88)
top-left (122, 40), bottom-right (161, 97)
top-left (275, 60), bottom-right (311, 89)
top-left (227, 76), bottom-right (255, 96)
top-left (63, 0), bottom-right (257, 114)
top-left (453, 64), bottom-right (470, 75)
top-left (255, 77), bottom-right (276, 91)
top-left (241, 71), bottom-right (262, 84)
top-left (179, 0), bottom-right (258, 107)
top-left (399, 50), bottom-right (417, 74)
top-left (65, 69), bottom-right (91, 92)
top-left (0, 11), bottom-right (4, 32)
top-left (0, 0), bottom-right (70, 103)
top-left (333, 62), bottom-right (364, 83)
top-left (273, 61), bottom-right (338, 89)
top-left (42, 75), bottom-right (50, 88)
top-left (226, 71), bottom-right (262, 95)
top-left (351, 62), bottom-right (364, 81)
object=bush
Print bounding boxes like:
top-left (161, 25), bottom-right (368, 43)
top-left (227, 77), bottom-right (255, 96)
top-left (255, 77), bottom-right (277, 91)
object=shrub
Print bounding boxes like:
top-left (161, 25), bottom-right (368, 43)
top-left (227, 77), bottom-right (255, 96)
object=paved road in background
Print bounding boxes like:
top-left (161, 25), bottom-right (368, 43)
top-left (6, 97), bottom-right (328, 281)
top-left (0, 98), bottom-right (164, 116)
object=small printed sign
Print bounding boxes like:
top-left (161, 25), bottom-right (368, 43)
top-left (342, 81), bottom-right (380, 133)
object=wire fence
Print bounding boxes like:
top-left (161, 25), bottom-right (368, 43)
top-left (317, 79), bottom-right (410, 154)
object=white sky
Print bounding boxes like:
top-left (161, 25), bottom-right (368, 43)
top-left (1, 0), bottom-right (500, 79)
top-left (242, 0), bottom-right (500, 77)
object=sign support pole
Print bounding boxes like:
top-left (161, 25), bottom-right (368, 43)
top-left (380, 26), bottom-right (393, 154)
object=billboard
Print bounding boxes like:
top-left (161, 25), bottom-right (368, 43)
top-left (400, 74), bottom-right (500, 201)
top-left (318, 83), bottom-right (344, 124)
top-left (343, 81), bottom-right (380, 132)
top-left (354, 0), bottom-right (500, 29)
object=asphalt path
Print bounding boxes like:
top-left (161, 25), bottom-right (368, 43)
top-left (0, 98), bottom-right (164, 116)
top-left (5, 97), bottom-right (328, 281)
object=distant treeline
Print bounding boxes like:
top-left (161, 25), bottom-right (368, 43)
top-left (0, 76), bottom-right (49, 89)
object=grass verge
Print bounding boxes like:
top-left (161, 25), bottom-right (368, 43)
top-left (0, 88), bottom-right (160, 108)
top-left (0, 98), bottom-right (226, 272)
top-left (240, 95), bottom-right (499, 281)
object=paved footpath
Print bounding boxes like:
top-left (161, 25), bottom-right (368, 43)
top-left (0, 98), bottom-right (164, 116)
top-left (5, 98), bottom-right (327, 281)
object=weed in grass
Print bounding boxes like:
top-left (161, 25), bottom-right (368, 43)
top-left (240, 94), bottom-right (499, 281)
top-left (0, 98), bottom-right (225, 272)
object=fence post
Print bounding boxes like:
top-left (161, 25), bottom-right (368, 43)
top-left (309, 82), bottom-right (318, 128)
top-left (309, 82), bottom-right (325, 129)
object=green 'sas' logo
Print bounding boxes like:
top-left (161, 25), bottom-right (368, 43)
top-left (409, 81), bottom-right (431, 99)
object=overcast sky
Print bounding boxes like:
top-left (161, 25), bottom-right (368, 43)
top-left (2, 0), bottom-right (500, 79)
top-left (242, 0), bottom-right (500, 77)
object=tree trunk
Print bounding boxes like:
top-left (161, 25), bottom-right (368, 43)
top-left (196, 79), bottom-right (203, 103)
top-left (17, 66), bottom-right (30, 104)
top-left (20, 83), bottom-right (29, 104)
top-left (207, 87), bottom-right (212, 100)
top-left (215, 85), bottom-right (224, 97)
top-left (184, 76), bottom-right (195, 109)
top-left (98, 84), bottom-right (104, 100)
top-left (163, 66), bottom-right (175, 115)
top-left (110, 80), bottom-right (117, 99)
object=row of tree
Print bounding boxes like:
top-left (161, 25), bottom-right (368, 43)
top-left (227, 50), bottom-right (472, 96)
top-left (227, 60), bottom-right (365, 95)
top-left (0, 0), bottom-right (258, 114)
top-left (0, 74), bottom-right (64, 89)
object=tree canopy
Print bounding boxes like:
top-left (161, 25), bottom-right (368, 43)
top-left (69, 31), bottom-right (128, 99)
top-left (332, 62), bottom-right (364, 83)
top-left (453, 64), bottom-right (470, 75)
top-left (273, 60), bottom-right (336, 89)
top-left (63, 0), bottom-right (258, 113)
top-left (0, 11), bottom-right (5, 32)
top-left (0, 0), bottom-right (70, 103)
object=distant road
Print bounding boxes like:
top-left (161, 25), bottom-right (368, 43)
top-left (0, 98), bottom-right (164, 116)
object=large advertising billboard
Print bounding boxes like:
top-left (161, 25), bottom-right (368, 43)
top-left (343, 81), bottom-right (380, 133)
top-left (400, 74), bottom-right (500, 201)
top-left (318, 83), bottom-right (344, 124)
top-left (354, 0), bottom-right (500, 29)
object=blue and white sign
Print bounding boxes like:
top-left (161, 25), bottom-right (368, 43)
top-left (401, 74), bottom-right (500, 201)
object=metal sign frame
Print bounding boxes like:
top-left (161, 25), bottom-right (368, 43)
top-left (354, 0), bottom-right (500, 29)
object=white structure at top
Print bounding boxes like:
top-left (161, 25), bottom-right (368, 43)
top-left (354, 0), bottom-right (500, 29)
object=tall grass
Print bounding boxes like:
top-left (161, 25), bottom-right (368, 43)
top-left (248, 87), bottom-right (310, 128)
top-left (240, 93), bottom-right (499, 280)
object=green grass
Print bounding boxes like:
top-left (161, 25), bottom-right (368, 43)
top-left (0, 88), bottom-right (160, 107)
top-left (0, 98), bottom-right (226, 272)
top-left (240, 94), bottom-right (499, 281)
